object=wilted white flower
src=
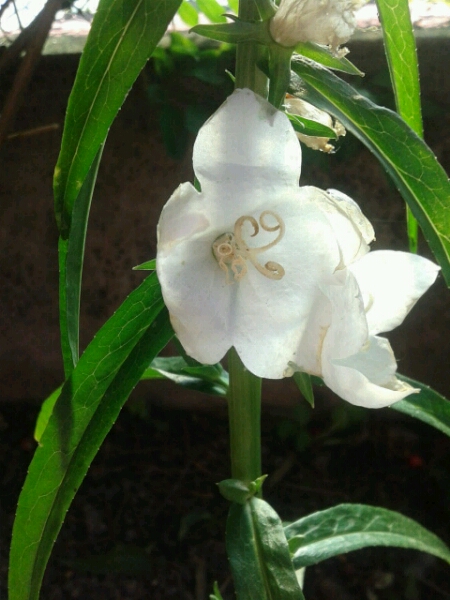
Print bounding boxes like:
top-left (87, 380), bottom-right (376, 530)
top-left (270, 0), bottom-right (359, 53)
top-left (156, 89), bottom-right (365, 379)
top-left (285, 95), bottom-right (346, 153)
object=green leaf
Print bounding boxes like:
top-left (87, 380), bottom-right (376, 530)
top-left (34, 386), bottom-right (62, 443)
top-left (192, 20), bottom-right (270, 45)
top-left (286, 113), bottom-right (336, 140)
top-left (227, 498), bottom-right (305, 599)
top-left (210, 581), bottom-right (225, 600)
top-left (391, 375), bottom-right (450, 438)
top-left (54, 0), bottom-right (182, 237)
top-left (376, 0), bottom-right (422, 252)
top-left (196, 0), bottom-right (227, 23)
top-left (294, 42), bottom-right (363, 76)
top-left (141, 356), bottom-right (229, 396)
top-left (178, 0), bottom-right (199, 27)
top-left (58, 146), bottom-right (103, 375)
top-left (293, 372), bottom-right (314, 408)
top-left (290, 57), bottom-right (450, 286)
top-left (285, 504), bottom-right (450, 569)
top-left (9, 274), bottom-right (173, 600)
top-left (133, 258), bottom-right (156, 271)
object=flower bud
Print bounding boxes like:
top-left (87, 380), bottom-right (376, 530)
top-left (270, 0), bottom-right (359, 53)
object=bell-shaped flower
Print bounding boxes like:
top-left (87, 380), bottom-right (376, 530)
top-left (270, 0), bottom-right (359, 53)
top-left (156, 89), bottom-right (365, 379)
top-left (289, 191), bottom-right (440, 408)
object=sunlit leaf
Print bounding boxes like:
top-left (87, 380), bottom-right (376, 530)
top-left (9, 274), bottom-right (173, 600)
top-left (290, 57), bottom-right (450, 286)
top-left (285, 504), bottom-right (450, 568)
top-left (54, 0), bottom-right (182, 237)
top-left (392, 375), bottom-right (450, 438)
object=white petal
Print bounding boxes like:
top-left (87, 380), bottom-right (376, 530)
top-left (349, 251), bottom-right (440, 335)
top-left (193, 89), bottom-right (302, 196)
top-left (309, 187), bottom-right (373, 269)
top-left (232, 194), bottom-right (342, 378)
top-left (157, 183), bottom-right (234, 364)
top-left (323, 335), bottom-right (418, 408)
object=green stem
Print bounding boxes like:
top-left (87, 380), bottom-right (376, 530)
top-left (235, 0), bottom-right (268, 95)
top-left (227, 347), bottom-right (262, 483)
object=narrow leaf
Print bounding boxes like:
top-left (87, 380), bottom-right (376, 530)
top-left (196, 0), bottom-right (227, 23)
top-left (290, 57), bottom-right (450, 286)
top-left (285, 504), bottom-right (450, 569)
top-left (391, 375), bottom-right (450, 438)
top-left (34, 386), bottom-right (62, 443)
top-left (287, 113), bottom-right (336, 139)
top-left (192, 20), bottom-right (270, 45)
top-left (178, 0), bottom-right (199, 27)
top-left (9, 274), bottom-right (173, 600)
top-left (54, 0), bottom-right (182, 237)
top-left (376, 0), bottom-right (422, 252)
top-left (142, 356), bottom-right (229, 396)
top-left (59, 146), bottom-right (103, 375)
top-left (294, 42), bottom-right (363, 76)
top-left (227, 498), bottom-right (305, 599)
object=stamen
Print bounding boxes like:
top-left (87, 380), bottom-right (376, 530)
top-left (212, 211), bottom-right (285, 282)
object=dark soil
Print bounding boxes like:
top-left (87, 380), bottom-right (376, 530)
top-left (1, 391), bottom-right (450, 600)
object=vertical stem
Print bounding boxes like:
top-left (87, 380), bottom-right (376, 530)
top-left (227, 348), bottom-right (262, 482)
top-left (235, 0), bottom-right (268, 96)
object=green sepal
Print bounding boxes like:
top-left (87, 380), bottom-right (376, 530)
top-left (293, 372), bottom-right (314, 408)
top-left (286, 113), bottom-right (336, 139)
top-left (226, 498), bottom-right (305, 599)
top-left (133, 258), bottom-right (157, 271)
top-left (218, 475), bottom-right (267, 504)
top-left (268, 45), bottom-right (293, 108)
top-left (294, 42), bottom-right (364, 76)
top-left (192, 20), bottom-right (271, 46)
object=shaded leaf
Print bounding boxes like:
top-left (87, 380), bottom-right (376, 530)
top-left (293, 372), bottom-right (314, 408)
top-left (227, 498), bottom-right (305, 599)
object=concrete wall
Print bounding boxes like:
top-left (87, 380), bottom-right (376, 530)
top-left (1, 36), bottom-right (449, 405)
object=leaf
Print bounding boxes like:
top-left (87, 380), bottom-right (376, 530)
top-left (284, 504), bottom-right (450, 569)
top-left (58, 146), bottom-right (103, 375)
top-left (391, 375), bottom-right (450, 438)
top-left (133, 258), bottom-right (157, 271)
top-left (141, 356), bottom-right (229, 396)
top-left (54, 0), bottom-right (182, 237)
top-left (192, 20), bottom-right (270, 45)
top-left (196, 0), bottom-right (227, 23)
top-left (287, 113), bottom-right (336, 140)
top-left (294, 42), bottom-right (363, 76)
top-left (376, 0), bottom-right (422, 252)
top-left (227, 498), bottom-right (305, 599)
top-left (290, 57), bottom-right (450, 286)
top-left (293, 372), bottom-right (314, 408)
top-left (34, 386), bottom-right (62, 443)
top-left (9, 274), bottom-right (173, 600)
top-left (178, 0), bottom-right (199, 27)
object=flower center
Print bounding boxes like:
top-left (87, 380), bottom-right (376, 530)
top-left (212, 210), bottom-right (285, 283)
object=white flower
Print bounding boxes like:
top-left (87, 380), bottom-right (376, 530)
top-left (285, 95), bottom-right (346, 153)
top-left (270, 0), bottom-right (359, 52)
top-left (290, 190), bottom-right (440, 408)
top-left (156, 89), bottom-right (360, 379)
